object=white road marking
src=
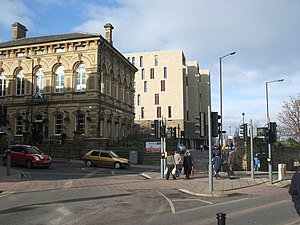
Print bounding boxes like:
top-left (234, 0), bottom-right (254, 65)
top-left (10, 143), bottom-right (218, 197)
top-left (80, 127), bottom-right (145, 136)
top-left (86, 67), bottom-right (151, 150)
top-left (157, 191), bottom-right (176, 214)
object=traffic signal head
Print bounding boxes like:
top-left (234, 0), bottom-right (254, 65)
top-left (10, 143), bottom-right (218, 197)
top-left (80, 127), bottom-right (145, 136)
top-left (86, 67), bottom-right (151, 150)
top-left (211, 112), bottom-right (220, 137)
top-left (160, 124), bottom-right (166, 138)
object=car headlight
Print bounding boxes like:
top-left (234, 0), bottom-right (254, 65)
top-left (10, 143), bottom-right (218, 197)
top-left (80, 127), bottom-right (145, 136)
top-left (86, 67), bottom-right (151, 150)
top-left (34, 156), bottom-right (41, 161)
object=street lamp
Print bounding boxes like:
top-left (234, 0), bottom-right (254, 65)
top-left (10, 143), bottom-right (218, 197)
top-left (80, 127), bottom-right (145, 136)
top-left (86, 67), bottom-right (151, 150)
top-left (25, 56), bottom-right (34, 144)
top-left (219, 51), bottom-right (236, 151)
top-left (265, 78), bottom-right (284, 184)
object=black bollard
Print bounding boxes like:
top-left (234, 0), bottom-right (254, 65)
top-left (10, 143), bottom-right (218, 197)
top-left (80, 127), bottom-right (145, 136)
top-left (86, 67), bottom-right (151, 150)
top-left (216, 213), bottom-right (226, 225)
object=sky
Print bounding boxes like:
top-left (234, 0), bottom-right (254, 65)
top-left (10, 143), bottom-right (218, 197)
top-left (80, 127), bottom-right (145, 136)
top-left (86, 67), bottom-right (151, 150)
top-left (0, 0), bottom-right (299, 135)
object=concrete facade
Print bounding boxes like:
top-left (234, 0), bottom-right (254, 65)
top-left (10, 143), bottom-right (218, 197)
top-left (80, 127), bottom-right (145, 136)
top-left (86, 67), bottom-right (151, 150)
top-left (0, 22), bottom-right (137, 145)
top-left (124, 50), bottom-right (186, 134)
top-left (123, 50), bottom-right (211, 147)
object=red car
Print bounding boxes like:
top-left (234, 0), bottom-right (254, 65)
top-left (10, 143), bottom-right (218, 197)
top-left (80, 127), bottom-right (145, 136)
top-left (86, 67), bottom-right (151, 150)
top-left (3, 145), bottom-right (52, 168)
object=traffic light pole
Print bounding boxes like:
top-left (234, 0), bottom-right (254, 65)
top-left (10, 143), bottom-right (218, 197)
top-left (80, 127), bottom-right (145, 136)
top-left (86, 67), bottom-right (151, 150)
top-left (267, 118), bottom-right (273, 185)
top-left (208, 106), bottom-right (213, 192)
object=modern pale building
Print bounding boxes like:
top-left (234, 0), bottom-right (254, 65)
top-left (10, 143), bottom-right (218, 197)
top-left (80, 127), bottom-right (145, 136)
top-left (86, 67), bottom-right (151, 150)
top-left (0, 22), bottom-right (137, 145)
top-left (123, 50), bottom-right (211, 148)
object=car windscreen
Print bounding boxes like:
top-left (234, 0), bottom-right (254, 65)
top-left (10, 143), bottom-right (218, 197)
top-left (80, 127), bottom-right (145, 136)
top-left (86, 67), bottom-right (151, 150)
top-left (26, 147), bottom-right (43, 154)
top-left (110, 151), bottom-right (119, 158)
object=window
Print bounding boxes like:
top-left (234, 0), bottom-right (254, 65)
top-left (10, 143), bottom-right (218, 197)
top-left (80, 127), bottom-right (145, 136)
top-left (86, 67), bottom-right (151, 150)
top-left (15, 116), bottom-right (23, 135)
top-left (76, 46), bottom-right (86, 51)
top-left (155, 94), bottom-right (159, 105)
top-left (154, 55), bottom-right (158, 66)
top-left (150, 68), bottom-right (154, 79)
top-left (76, 63), bottom-right (86, 91)
top-left (168, 106), bottom-right (172, 118)
top-left (106, 78), bottom-right (111, 95)
top-left (55, 66), bottom-right (64, 93)
top-left (0, 71), bottom-right (6, 96)
top-left (137, 94), bottom-right (141, 106)
top-left (76, 113), bottom-right (85, 132)
top-left (140, 56), bottom-right (143, 67)
top-left (141, 69), bottom-right (145, 80)
top-left (132, 57), bottom-right (135, 66)
top-left (161, 80), bottom-right (165, 91)
top-left (35, 68), bottom-right (44, 98)
top-left (157, 107), bottom-right (161, 118)
top-left (54, 114), bottom-right (63, 135)
top-left (144, 81), bottom-right (147, 92)
top-left (16, 70), bottom-right (25, 95)
top-left (163, 67), bottom-right (167, 78)
top-left (141, 107), bottom-right (144, 119)
top-left (115, 123), bottom-right (119, 138)
top-left (55, 47), bottom-right (65, 53)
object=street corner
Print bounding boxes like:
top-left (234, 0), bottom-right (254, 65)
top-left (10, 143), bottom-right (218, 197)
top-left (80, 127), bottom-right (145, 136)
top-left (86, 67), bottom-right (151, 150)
top-left (177, 188), bottom-right (224, 198)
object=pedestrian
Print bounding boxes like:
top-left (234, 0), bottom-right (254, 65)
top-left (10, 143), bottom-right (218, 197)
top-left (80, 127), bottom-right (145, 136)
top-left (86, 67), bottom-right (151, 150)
top-left (165, 151), bottom-right (176, 180)
top-left (183, 150), bottom-right (193, 179)
top-left (254, 154), bottom-right (261, 171)
top-left (61, 131), bottom-right (67, 145)
top-left (289, 169), bottom-right (300, 216)
top-left (294, 159), bottom-right (300, 172)
top-left (174, 150), bottom-right (182, 177)
top-left (212, 153), bottom-right (222, 179)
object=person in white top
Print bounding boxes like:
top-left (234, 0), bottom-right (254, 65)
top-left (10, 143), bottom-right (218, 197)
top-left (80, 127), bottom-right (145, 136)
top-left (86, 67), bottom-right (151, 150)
top-left (174, 151), bottom-right (182, 177)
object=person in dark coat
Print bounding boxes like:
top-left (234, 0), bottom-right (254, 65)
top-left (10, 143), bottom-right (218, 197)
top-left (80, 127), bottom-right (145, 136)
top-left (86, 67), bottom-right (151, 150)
top-left (289, 169), bottom-right (300, 216)
top-left (183, 150), bottom-right (193, 179)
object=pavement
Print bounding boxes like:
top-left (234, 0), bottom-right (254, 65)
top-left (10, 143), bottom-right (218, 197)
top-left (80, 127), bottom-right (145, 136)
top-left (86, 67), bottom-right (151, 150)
top-left (0, 161), bottom-right (292, 197)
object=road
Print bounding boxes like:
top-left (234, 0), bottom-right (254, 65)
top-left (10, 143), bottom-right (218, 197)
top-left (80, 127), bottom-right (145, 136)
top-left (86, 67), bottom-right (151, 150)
top-left (0, 155), bottom-right (299, 225)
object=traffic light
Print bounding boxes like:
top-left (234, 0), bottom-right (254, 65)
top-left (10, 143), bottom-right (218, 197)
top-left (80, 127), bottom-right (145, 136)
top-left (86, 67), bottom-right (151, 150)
top-left (180, 131), bottom-right (185, 139)
top-left (154, 120), bottom-right (159, 138)
top-left (211, 112), bottom-right (220, 137)
top-left (172, 127), bottom-right (177, 139)
top-left (269, 122), bottom-right (277, 143)
top-left (243, 123), bottom-right (248, 139)
top-left (160, 123), bottom-right (166, 138)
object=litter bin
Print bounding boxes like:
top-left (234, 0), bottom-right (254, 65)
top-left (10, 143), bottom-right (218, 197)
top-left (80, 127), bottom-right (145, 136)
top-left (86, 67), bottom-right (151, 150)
top-left (278, 163), bottom-right (286, 181)
top-left (129, 151), bottom-right (138, 164)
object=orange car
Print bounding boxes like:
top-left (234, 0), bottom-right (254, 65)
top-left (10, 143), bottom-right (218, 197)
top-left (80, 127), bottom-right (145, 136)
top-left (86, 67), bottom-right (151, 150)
top-left (83, 150), bottom-right (130, 169)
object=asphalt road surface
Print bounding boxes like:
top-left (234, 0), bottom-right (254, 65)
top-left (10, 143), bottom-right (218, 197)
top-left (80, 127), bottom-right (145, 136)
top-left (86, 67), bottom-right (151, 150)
top-left (0, 158), bottom-right (299, 225)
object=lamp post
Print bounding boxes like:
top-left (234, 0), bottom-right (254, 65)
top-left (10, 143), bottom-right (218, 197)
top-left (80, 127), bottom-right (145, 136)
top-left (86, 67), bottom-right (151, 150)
top-left (265, 78), bottom-right (284, 184)
top-left (25, 56), bottom-right (34, 144)
top-left (219, 51), bottom-right (236, 151)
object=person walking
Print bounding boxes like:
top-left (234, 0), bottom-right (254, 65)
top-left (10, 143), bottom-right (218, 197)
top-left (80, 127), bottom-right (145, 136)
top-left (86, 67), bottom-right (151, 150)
top-left (165, 151), bottom-right (176, 180)
top-left (294, 159), bottom-right (300, 172)
top-left (289, 169), bottom-right (300, 216)
top-left (254, 154), bottom-right (261, 171)
top-left (212, 153), bottom-right (222, 179)
top-left (183, 150), bottom-right (193, 179)
top-left (174, 150), bottom-right (182, 177)
top-left (227, 150), bottom-right (235, 178)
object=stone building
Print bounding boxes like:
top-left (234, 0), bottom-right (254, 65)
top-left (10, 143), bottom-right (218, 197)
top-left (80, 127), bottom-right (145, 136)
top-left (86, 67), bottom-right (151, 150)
top-left (0, 22), bottom-right (137, 145)
top-left (123, 50), bottom-right (211, 148)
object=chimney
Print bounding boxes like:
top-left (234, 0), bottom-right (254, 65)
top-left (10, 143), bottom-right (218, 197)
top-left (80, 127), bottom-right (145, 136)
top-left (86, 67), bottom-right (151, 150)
top-left (12, 22), bottom-right (28, 40)
top-left (104, 23), bottom-right (114, 45)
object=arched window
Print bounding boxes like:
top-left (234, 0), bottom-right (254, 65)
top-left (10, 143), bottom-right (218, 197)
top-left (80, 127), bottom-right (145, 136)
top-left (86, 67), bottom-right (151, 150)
top-left (35, 67), bottom-right (44, 98)
top-left (0, 71), bottom-right (6, 96)
top-left (76, 63), bottom-right (86, 91)
top-left (16, 69), bottom-right (25, 95)
top-left (55, 66), bottom-right (64, 93)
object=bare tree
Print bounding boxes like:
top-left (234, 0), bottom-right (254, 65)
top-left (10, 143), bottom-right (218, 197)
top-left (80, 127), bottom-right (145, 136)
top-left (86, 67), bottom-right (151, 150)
top-left (278, 94), bottom-right (300, 141)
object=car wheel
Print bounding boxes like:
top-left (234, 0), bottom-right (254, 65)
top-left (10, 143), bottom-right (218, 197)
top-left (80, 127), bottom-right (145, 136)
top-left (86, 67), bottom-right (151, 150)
top-left (3, 157), bottom-right (7, 166)
top-left (114, 162), bottom-right (121, 169)
top-left (26, 160), bottom-right (33, 169)
top-left (85, 160), bottom-right (93, 167)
